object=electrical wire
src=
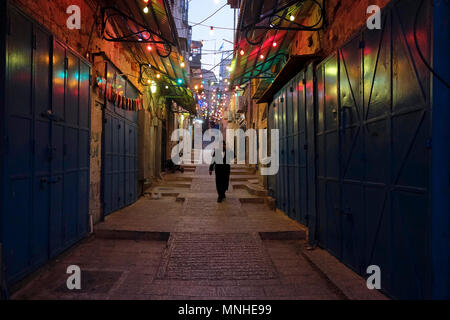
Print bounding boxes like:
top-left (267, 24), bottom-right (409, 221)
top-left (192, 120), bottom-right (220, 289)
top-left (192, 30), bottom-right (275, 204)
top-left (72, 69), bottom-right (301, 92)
top-left (190, 3), bottom-right (228, 27)
top-left (200, 49), bottom-right (234, 53)
top-left (414, 0), bottom-right (449, 88)
top-left (85, 1), bottom-right (101, 57)
top-left (173, 15), bottom-right (235, 30)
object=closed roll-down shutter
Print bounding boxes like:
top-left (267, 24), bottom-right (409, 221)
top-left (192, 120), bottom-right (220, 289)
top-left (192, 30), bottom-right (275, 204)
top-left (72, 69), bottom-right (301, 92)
top-left (315, 0), bottom-right (432, 299)
top-left (2, 7), bottom-right (91, 284)
top-left (102, 63), bottom-right (138, 217)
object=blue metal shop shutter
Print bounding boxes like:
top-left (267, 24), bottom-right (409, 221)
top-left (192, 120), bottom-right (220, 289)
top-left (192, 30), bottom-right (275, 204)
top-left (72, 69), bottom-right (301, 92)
top-left (314, 0), bottom-right (433, 299)
top-left (276, 92), bottom-right (286, 210)
top-left (316, 54), bottom-right (342, 259)
top-left (286, 80), bottom-right (295, 220)
top-left (274, 95), bottom-right (282, 209)
top-left (305, 64), bottom-right (317, 244)
top-left (2, 7), bottom-right (90, 284)
top-left (3, 9), bottom-right (38, 283)
top-left (297, 74), bottom-right (309, 226)
top-left (102, 64), bottom-right (138, 217)
top-left (281, 89), bottom-right (288, 213)
top-left (267, 102), bottom-right (277, 197)
top-left (291, 76), bottom-right (301, 223)
top-left (49, 44), bottom-right (91, 257)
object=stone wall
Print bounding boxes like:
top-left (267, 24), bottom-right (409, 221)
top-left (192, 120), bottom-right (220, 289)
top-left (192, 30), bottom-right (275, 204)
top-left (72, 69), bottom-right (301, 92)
top-left (290, 0), bottom-right (390, 57)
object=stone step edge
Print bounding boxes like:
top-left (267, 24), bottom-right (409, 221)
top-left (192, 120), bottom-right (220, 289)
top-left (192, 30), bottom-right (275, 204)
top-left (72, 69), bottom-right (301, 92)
top-left (174, 195), bottom-right (273, 205)
top-left (233, 183), bottom-right (269, 197)
top-left (300, 247), bottom-right (390, 300)
top-left (95, 229), bottom-right (170, 241)
top-left (145, 192), bottom-right (180, 198)
top-left (94, 228), bottom-right (305, 242)
top-left (259, 230), bottom-right (307, 240)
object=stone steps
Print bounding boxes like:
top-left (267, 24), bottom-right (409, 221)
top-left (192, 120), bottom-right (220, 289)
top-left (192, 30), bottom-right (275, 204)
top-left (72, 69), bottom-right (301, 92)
top-left (233, 183), bottom-right (268, 197)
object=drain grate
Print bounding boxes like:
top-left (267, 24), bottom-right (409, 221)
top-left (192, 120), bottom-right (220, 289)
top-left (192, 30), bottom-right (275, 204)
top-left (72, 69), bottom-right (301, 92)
top-left (156, 233), bottom-right (278, 280)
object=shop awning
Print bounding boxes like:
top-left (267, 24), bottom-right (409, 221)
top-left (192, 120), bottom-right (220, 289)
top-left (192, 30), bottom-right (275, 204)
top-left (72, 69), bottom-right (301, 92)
top-left (230, 0), bottom-right (323, 94)
top-left (100, 0), bottom-right (192, 106)
top-left (257, 54), bottom-right (316, 103)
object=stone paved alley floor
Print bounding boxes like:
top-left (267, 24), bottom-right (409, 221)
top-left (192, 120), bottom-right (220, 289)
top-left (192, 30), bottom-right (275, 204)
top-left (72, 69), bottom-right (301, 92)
top-left (12, 165), bottom-right (387, 300)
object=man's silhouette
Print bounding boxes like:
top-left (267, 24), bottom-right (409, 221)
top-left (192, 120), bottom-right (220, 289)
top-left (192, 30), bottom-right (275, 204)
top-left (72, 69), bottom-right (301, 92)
top-left (209, 141), bottom-right (231, 203)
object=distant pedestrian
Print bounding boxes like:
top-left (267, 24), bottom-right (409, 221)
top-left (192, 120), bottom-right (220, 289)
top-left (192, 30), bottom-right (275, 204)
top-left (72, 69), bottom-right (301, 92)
top-left (209, 141), bottom-right (231, 203)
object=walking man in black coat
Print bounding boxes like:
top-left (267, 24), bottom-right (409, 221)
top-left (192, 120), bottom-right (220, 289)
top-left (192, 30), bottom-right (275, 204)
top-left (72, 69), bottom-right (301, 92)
top-left (209, 141), bottom-right (231, 203)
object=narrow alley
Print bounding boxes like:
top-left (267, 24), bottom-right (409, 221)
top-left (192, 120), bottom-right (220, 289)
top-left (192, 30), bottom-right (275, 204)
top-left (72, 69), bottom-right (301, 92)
top-left (12, 164), bottom-right (385, 300)
top-left (0, 0), bottom-right (449, 303)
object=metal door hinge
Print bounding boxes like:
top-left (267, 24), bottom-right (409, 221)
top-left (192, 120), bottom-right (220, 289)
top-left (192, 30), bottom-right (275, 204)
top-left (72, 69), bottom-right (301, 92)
top-left (64, 57), bottom-right (69, 70)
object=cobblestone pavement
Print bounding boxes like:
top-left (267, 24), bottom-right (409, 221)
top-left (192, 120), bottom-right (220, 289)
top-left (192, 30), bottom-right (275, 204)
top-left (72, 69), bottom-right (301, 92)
top-left (12, 165), bottom-right (386, 300)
